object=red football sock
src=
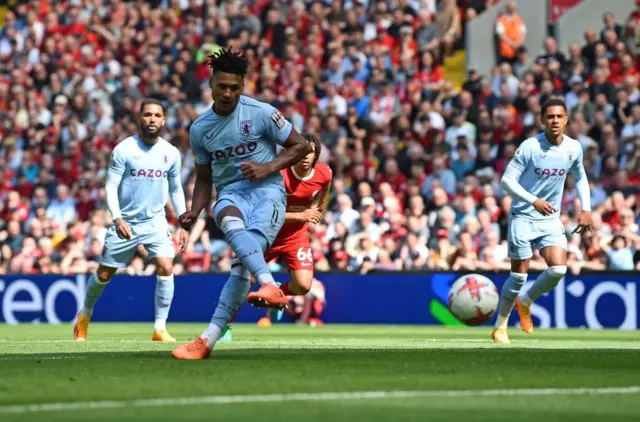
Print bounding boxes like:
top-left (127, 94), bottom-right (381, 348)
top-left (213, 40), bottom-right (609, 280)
top-left (280, 281), bottom-right (294, 296)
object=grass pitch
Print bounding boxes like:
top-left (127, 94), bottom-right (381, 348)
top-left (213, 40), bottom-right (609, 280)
top-left (0, 324), bottom-right (639, 422)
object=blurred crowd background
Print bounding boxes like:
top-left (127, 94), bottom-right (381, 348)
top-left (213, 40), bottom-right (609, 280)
top-left (0, 0), bottom-right (639, 277)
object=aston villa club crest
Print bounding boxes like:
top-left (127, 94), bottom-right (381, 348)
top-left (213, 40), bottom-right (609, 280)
top-left (164, 155), bottom-right (168, 163)
top-left (568, 152), bottom-right (573, 161)
top-left (240, 120), bottom-right (252, 136)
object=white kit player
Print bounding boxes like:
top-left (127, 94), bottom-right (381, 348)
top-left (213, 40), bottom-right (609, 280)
top-left (73, 99), bottom-right (188, 343)
top-left (493, 98), bottom-right (593, 344)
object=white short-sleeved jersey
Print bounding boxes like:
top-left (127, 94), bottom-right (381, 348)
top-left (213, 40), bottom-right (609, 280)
top-left (509, 133), bottom-right (585, 221)
top-left (107, 135), bottom-right (182, 225)
top-left (189, 95), bottom-right (292, 194)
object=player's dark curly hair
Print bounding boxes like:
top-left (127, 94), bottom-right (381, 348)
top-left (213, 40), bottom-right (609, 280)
top-left (139, 97), bottom-right (165, 115)
top-left (541, 97), bottom-right (567, 116)
top-left (207, 48), bottom-right (249, 76)
top-left (302, 133), bottom-right (322, 168)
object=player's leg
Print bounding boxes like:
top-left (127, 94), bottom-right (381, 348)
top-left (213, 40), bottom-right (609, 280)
top-left (280, 245), bottom-right (314, 295)
top-left (214, 197), bottom-right (288, 308)
top-left (75, 227), bottom-right (136, 341)
top-left (74, 264), bottom-right (118, 341)
top-left (151, 257), bottom-right (176, 342)
top-left (244, 191), bottom-right (290, 308)
top-left (492, 218), bottom-right (533, 344)
top-left (515, 226), bottom-right (568, 334)
top-left (220, 246), bottom-right (282, 338)
top-left (269, 247), bottom-right (315, 322)
top-left (145, 226), bottom-right (177, 342)
top-left (267, 269), bottom-right (314, 323)
top-left (218, 250), bottom-right (278, 341)
top-left (257, 248), bottom-right (282, 326)
top-left (172, 263), bottom-right (252, 359)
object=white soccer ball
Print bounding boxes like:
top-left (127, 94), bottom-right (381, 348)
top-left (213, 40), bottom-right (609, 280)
top-left (447, 274), bottom-right (499, 325)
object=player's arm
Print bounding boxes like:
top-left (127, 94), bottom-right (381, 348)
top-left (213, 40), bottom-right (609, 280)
top-left (316, 176), bottom-right (333, 213)
top-left (190, 164), bottom-right (213, 217)
top-left (105, 148), bottom-right (131, 240)
top-left (180, 125), bottom-right (213, 231)
top-left (169, 151), bottom-right (189, 250)
top-left (168, 152), bottom-right (187, 217)
top-left (264, 129), bottom-right (312, 175)
top-left (501, 144), bottom-right (556, 216)
top-left (570, 146), bottom-right (593, 234)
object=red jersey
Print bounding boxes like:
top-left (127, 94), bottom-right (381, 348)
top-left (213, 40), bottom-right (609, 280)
top-left (273, 163), bottom-right (333, 246)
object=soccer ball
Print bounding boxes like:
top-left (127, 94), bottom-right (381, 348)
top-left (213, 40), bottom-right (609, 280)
top-left (447, 274), bottom-right (499, 325)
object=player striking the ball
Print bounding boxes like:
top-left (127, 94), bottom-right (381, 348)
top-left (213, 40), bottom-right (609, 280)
top-left (493, 98), bottom-right (592, 344)
top-left (74, 99), bottom-right (188, 342)
top-left (172, 48), bottom-right (310, 359)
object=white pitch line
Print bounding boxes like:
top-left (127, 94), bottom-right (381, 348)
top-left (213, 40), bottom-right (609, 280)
top-left (1, 386), bottom-right (639, 414)
top-left (0, 355), bottom-right (86, 361)
top-left (0, 338), bottom-right (491, 344)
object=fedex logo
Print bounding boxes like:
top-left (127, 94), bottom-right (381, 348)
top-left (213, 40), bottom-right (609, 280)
top-left (535, 168), bottom-right (568, 177)
top-left (130, 169), bottom-right (169, 178)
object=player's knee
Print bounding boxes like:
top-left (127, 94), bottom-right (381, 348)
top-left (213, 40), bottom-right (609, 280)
top-left (291, 274), bottom-right (313, 295)
top-left (96, 266), bottom-right (116, 283)
top-left (502, 272), bottom-right (527, 299)
top-left (220, 216), bottom-right (245, 234)
top-left (156, 265), bottom-right (173, 277)
top-left (547, 265), bottom-right (567, 279)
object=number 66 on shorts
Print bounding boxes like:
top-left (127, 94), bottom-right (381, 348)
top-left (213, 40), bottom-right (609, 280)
top-left (264, 244), bottom-right (314, 271)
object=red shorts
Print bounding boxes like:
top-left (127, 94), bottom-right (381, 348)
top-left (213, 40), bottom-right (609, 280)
top-left (264, 239), bottom-right (313, 272)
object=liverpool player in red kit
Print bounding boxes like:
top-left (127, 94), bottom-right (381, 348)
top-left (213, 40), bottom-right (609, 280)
top-left (219, 133), bottom-right (332, 338)
top-left (247, 133), bottom-right (332, 308)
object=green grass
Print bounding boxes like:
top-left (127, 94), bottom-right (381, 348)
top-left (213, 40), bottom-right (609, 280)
top-left (0, 324), bottom-right (639, 422)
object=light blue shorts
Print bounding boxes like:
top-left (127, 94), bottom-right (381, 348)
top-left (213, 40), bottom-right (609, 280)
top-left (213, 187), bottom-right (286, 247)
top-left (99, 220), bottom-right (174, 268)
top-left (507, 217), bottom-right (567, 260)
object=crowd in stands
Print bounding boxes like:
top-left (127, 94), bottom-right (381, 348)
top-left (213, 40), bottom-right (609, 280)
top-left (0, 0), bottom-right (639, 277)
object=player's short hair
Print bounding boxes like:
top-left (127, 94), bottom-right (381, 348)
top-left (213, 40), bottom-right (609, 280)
top-left (139, 98), bottom-right (165, 116)
top-left (208, 48), bottom-right (249, 77)
top-left (541, 97), bottom-right (567, 116)
top-left (303, 133), bottom-right (322, 168)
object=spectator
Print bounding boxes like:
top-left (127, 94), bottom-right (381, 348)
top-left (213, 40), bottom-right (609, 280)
top-left (422, 157), bottom-right (457, 200)
top-left (495, 2), bottom-right (526, 65)
top-left (436, 0), bottom-right (461, 57)
top-left (0, 2), bottom-right (638, 275)
top-left (46, 185), bottom-right (77, 231)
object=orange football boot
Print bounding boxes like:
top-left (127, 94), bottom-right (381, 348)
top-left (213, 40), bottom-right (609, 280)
top-left (492, 328), bottom-right (511, 344)
top-left (152, 330), bottom-right (176, 342)
top-left (172, 337), bottom-right (211, 360)
top-left (515, 298), bottom-right (534, 334)
top-left (257, 317), bottom-right (272, 327)
top-left (73, 314), bottom-right (90, 342)
top-left (247, 283), bottom-right (289, 308)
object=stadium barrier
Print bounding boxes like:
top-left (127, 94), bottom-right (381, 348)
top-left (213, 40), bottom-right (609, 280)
top-left (465, 0), bottom-right (547, 77)
top-left (0, 272), bottom-right (637, 329)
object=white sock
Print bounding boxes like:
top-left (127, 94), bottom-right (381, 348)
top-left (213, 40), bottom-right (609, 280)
top-left (154, 318), bottom-right (167, 331)
top-left (256, 273), bottom-right (277, 286)
top-left (519, 265), bottom-right (567, 307)
top-left (495, 315), bottom-right (509, 330)
top-left (494, 272), bottom-right (528, 329)
top-left (200, 323), bottom-right (222, 349)
top-left (520, 293), bottom-right (533, 307)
